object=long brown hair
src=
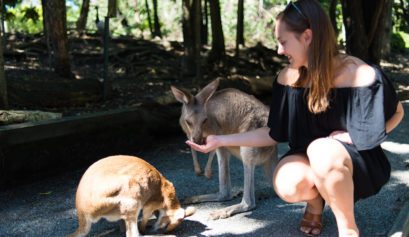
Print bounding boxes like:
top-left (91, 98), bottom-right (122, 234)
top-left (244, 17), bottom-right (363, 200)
top-left (277, 0), bottom-right (339, 113)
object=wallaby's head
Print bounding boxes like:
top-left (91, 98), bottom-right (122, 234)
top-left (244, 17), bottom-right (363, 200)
top-left (170, 79), bottom-right (219, 145)
top-left (158, 180), bottom-right (196, 232)
top-left (157, 206), bottom-right (196, 232)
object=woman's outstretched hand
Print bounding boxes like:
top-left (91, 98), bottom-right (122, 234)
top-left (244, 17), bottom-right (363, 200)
top-left (329, 130), bottom-right (353, 144)
top-left (186, 135), bottom-right (220, 153)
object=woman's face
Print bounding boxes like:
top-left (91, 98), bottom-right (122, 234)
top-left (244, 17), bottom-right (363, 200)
top-left (274, 19), bottom-right (309, 69)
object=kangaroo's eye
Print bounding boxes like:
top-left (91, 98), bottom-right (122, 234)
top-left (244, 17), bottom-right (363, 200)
top-left (185, 120), bottom-right (192, 128)
top-left (202, 118), bottom-right (207, 125)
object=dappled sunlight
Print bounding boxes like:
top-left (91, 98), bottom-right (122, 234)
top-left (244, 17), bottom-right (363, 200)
top-left (381, 141), bottom-right (409, 154)
top-left (200, 215), bottom-right (272, 236)
top-left (390, 170), bottom-right (409, 188)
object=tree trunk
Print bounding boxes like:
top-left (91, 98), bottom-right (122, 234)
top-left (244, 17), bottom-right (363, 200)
top-left (0, 28), bottom-right (7, 109)
top-left (152, 0), bottom-right (162, 38)
top-left (208, 0), bottom-right (225, 63)
top-left (236, 0), bottom-right (244, 57)
top-left (145, 0), bottom-right (153, 37)
top-left (76, 0), bottom-right (90, 35)
top-left (379, 0), bottom-right (393, 58)
top-left (329, 0), bottom-right (339, 36)
top-left (340, 0), bottom-right (392, 65)
top-left (201, 0), bottom-right (208, 45)
top-left (42, 0), bottom-right (72, 78)
top-left (194, 0), bottom-right (202, 82)
top-left (182, 0), bottom-right (196, 76)
top-left (1, 0), bottom-right (6, 48)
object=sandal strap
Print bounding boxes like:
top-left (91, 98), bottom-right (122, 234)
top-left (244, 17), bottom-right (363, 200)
top-left (302, 212), bottom-right (322, 225)
top-left (300, 211), bottom-right (323, 236)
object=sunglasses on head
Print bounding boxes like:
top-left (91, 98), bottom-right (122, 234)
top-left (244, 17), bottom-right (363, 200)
top-left (286, 1), bottom-right (307, 20)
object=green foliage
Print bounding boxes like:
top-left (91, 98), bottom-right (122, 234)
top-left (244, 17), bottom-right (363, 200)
top-left (5, 4), bottom-right (43, 34)
top-left (391, 32), bottom-right (406, 52)
top-left (392, 0), bottom-right (409, 33)
top-left (66, 1), bottom-right (81, 30)
top-left (2, 0), bottom-right (408, 53)
top-left (22, 7), bottom-right (39, 23)
top-left (218, 0), bottom-right (287, 49)
top-left (4, 11), bottom-right (16, 21)
top-left (4, 0), bottom-right (22, 8)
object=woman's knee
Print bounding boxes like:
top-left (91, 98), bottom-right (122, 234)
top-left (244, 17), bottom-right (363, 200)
top-left (307, 138), bottom-right (352, 179)
top-left (273, 157), bottom-right (313, 202)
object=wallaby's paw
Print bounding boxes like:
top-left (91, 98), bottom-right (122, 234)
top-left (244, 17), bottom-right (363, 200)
top-left (182, 193), bottom-right (232, 204)
top-left (182, 196), bottom-right (201, 204)
top-left (209, 202), bottom-right (256, 220)
top-left (204, 169), bottom-right (212, 179)
top-left (194, 168), bottom-right (203, 176)
top-left (209, 209), bottom-right (231, 220)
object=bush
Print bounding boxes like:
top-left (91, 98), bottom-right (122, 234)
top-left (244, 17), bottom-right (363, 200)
top-left (391, 32), bottom-right (407, 53)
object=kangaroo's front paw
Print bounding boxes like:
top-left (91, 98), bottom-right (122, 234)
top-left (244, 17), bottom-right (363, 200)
top-left (209, 209), bottom-right (231, 220)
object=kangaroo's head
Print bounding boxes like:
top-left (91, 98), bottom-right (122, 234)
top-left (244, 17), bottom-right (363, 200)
top-left (170, 79), bottom-right (219, 145)
top-left (157, 180), bottom-right (196, 232)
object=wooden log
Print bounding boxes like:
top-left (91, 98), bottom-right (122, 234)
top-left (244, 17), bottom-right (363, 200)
top-left (7, 77), bottom-right (102, 107)
top-left (0, 102), bottom-right (180, 147)
top-left (0, 110), bottom-right (62, 125)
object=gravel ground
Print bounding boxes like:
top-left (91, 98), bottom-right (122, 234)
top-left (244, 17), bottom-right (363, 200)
top-left (0, 103), bottom-right (408, 237)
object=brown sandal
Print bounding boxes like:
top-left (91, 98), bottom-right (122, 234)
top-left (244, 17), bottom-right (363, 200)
top-left (299, 199), bottom-right (325, 236)
top-left (300, 211), bottom-right (323, 236)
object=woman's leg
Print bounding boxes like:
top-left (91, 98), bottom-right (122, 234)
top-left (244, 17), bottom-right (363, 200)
top-left (273, 154), bottom-right (318, 202)
top-left (273, 154), bottom-right (325, 235)
top-left (307, 138), bottom-right (359, 236)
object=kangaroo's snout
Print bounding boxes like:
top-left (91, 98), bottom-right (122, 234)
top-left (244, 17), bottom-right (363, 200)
top-left (192, 136), bottom-right (206, 145)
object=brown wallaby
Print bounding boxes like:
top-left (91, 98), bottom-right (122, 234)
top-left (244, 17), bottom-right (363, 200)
top-left (170, 79), bottom-right (278, 220)
top-left (67, 155), bottom-right (195, 237)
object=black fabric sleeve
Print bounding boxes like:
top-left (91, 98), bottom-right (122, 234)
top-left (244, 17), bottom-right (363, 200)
top-left (346, 67), bottom-right (399, 150)
top-left (380, 69), bottom-right (399, 121)
top-left (267, 79), bottom-right (289, 142)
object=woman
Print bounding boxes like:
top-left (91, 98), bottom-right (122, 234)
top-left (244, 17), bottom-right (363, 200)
top-left (186, 0), bottom-right (404, 236)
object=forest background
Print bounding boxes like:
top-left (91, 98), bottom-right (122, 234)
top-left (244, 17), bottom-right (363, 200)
top-left (0, 0), bottom-right (408, 118)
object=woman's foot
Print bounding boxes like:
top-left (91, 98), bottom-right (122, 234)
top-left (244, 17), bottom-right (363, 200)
top-left (300, 196), bottom-right (325, 236)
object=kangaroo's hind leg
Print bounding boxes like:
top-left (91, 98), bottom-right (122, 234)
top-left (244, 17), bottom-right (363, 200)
top-left (209, 160), bottom-right (256, 220)
top-left (183, 148), bottom-right (233, 204)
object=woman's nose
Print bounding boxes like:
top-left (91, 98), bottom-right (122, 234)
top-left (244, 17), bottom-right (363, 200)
top-left (277, 45), bottom-right (284, 55)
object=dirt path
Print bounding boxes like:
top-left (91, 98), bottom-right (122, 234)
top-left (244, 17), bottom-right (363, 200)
top-left (0, 103), bottom-right (408, 237)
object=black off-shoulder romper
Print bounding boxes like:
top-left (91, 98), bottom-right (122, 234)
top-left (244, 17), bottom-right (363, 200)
top-left (267, 66), bottom-right (399, 201)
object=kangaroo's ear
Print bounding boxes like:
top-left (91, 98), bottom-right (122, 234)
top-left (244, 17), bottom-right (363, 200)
top-left (196, 79), bottom-right (220, 104)
top-left (170, 86), bottom-right (193, 104)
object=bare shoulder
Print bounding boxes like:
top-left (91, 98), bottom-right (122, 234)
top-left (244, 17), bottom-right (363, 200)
top-left (277, 66), bottom-right (299, 85)
top-left (333, 56), bottom-right (376, 88)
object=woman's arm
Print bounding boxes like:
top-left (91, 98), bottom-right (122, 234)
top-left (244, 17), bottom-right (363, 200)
top-left (386, 101), bottom-right (404, 134)
top-left (186, 127), bottom-right (278, 153)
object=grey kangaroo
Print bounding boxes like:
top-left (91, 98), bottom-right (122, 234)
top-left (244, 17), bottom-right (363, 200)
top-left (178, 98), bottom-right (216, 178)
top-left (171, 79), bottom-right (278, 220)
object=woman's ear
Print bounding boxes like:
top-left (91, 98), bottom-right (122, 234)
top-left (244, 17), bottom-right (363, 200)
top-left (303, 29), bottom-right (312, 46)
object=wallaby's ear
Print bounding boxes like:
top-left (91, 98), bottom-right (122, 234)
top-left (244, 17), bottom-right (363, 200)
top-left (170, 86), bottom-right (193, 104)
top-left (196, 79), bottom-right (220, 104)
top-left (184, 206), bottom-right (196, 218)
top-left (175, 208), bottom-right (185, 221)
